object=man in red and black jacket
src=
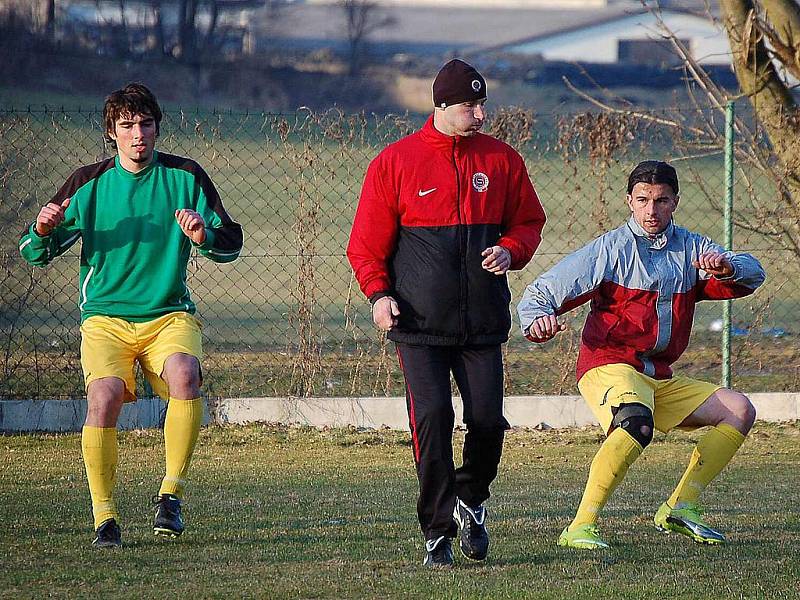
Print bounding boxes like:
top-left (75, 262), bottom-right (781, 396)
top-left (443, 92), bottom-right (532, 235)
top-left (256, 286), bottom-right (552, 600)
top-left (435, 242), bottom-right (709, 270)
top-left (347, 59), bottom-right (546, 568)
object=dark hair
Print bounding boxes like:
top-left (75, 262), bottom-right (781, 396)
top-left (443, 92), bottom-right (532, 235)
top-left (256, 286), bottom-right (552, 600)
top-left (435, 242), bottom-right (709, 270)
top-left (627, 160), bottom-right (679, 195)
top-left (102, 83), bottom-right (162, 148)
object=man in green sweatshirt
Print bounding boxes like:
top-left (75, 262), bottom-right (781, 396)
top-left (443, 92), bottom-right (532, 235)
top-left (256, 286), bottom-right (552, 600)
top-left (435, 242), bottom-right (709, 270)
top-left (19, 83), bottom-right (243, 548)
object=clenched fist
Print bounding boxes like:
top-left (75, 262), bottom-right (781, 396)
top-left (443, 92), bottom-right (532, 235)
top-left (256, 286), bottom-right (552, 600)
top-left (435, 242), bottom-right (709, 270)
top-left (693, 252), bottom-right (734, 278)
top-left (373, 296), bottom-right (400, 331)
top-left (175, 209), bottom-right (207, 244)
top-left (35, 198), bottom-right (71, 236)
top-left (525, 314), bottom-right (567, 343)
top-left (481, 245), bottom-right (511, 275)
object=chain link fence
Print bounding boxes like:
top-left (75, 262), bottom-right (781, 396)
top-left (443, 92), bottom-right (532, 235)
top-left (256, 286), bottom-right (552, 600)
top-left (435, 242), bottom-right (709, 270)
top-left (1, 106), bottom-right (797, 400)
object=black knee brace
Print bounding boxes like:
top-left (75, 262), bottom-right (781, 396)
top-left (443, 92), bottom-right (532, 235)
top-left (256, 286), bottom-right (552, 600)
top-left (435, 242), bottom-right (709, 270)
top-left (611, 403), bottom-right (654, 448)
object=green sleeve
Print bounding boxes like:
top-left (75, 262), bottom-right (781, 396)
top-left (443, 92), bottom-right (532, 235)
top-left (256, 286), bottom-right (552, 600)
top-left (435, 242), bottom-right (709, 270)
top-left (192, 182), bottom-right (243, 264)
top-left (18, 207), bottom-right (81, 267)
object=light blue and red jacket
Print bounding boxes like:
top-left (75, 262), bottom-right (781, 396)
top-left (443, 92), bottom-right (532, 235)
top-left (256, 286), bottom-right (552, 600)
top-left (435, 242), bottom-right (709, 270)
top-left (517, 217), bottom-right (765, 381)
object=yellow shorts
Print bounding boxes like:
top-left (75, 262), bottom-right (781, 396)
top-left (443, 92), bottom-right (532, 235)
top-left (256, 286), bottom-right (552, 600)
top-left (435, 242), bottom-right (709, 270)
top-left (80, 312), bottom-right (203, 402)
top-left (578, 363), bottom-right (720, 434)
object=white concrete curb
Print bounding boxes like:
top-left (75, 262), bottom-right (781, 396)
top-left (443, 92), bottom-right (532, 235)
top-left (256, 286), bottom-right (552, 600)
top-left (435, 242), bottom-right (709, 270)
top-left (1, 393), bottom-right (798, 432)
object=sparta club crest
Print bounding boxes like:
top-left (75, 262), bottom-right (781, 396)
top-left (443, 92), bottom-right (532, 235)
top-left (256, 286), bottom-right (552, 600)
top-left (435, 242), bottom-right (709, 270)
top-left (472, 172), bottom-right (489, 192)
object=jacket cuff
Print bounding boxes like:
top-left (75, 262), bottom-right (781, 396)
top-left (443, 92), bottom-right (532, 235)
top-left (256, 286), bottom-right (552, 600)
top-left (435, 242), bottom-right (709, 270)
top-left (498, 240), bottom-right (527, 270)
top-left (29, 222), bottom-right (50, 240)
top-left (713, 261), bottom-right (739, 281)
top-left (192, 228), bottom-right (215, 250)
top-left (369, 291), bottom-right (393, 305)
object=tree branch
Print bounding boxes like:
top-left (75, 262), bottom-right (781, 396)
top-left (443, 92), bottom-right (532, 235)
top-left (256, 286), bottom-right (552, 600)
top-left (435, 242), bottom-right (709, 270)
top-left (562, 76), bottom-right (707, 135)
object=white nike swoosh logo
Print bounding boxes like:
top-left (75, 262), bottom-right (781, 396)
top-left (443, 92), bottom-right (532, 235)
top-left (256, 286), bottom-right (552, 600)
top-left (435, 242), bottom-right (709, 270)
top-left (418, 188), bottom-right (437, 197)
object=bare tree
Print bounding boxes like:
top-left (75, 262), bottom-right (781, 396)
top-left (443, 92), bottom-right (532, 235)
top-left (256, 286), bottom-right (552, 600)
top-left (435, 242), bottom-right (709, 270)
top-left (563, 1), bottom-right (800, 256)
top-left (712, 0), bottom-right (800, 253)
top-left (174, 0), bottom-right (285, 59)
top-left (44, 0), bottom-right (55, 41)
top-left (719, 3), bottom-right (800, 176)
top-left (91, 0), bottom-right (275, 59)
top-left (338, 0), bottom-right (395, 76)
top-left (0, 1), bottom-right (47, 72)
top-left (2, 0), bottom-right (54, 38)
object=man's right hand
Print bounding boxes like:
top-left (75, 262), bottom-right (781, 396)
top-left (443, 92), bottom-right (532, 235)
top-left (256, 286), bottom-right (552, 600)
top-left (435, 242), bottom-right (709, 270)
top-left (373, 296), bottom-right (400, 331)
top-left (35, 198), bottom-right (71, 236)
top-left (525, 314), bottom-right (566, 342)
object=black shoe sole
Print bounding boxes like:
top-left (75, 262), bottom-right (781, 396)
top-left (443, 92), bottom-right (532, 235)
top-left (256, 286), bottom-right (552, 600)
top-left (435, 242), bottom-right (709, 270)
top-left (424, 562), bottom-right (454, 569)
top-left (92, 541), bottom-right (122, 549)
top-left (459, 543), bottom-right (488, 561)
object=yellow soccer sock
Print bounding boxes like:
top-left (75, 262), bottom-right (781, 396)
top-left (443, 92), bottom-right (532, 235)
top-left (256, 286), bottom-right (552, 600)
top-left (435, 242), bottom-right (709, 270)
top-left (82, 426), bottom-right (119, 530)
top-left (668, 423), bottom-right (746, 507)
top-left (159, 397), bottom-right (203, 498)
top-left (569, 427), bottom-right (643, 530)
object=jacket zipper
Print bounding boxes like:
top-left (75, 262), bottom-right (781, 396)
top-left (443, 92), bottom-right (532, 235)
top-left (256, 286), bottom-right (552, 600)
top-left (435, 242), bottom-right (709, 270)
top-left (452, 138), bottom-right (467, 343)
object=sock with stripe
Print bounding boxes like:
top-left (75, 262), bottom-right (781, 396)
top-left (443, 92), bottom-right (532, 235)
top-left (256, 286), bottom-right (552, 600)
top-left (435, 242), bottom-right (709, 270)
top-left (568, 427), bottom-right (643, 530)
top-left (82, 426), bottom-right (119, 530)
top-left (668, 423), bottom-right (746, 507)
top-left (159, 397), bottom-right (204, 498)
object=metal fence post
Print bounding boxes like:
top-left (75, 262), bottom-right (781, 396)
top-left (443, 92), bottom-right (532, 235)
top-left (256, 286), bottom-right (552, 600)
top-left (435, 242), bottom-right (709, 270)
top-left (722, 100), bottom-right (735, 388)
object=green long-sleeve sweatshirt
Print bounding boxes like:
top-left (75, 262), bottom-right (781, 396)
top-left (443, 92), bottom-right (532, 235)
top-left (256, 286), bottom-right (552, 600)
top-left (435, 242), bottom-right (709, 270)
top-left (19, 151), bottom-right (243, 322)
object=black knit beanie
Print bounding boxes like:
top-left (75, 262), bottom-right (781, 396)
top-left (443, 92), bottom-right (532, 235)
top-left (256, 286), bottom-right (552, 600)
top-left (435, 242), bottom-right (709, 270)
top-left (432, 59), bottom-right (487, 108)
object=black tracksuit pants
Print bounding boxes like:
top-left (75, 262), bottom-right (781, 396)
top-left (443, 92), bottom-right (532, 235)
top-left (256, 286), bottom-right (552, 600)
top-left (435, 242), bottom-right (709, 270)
top-left (395, 342), bottom-right (509, 540)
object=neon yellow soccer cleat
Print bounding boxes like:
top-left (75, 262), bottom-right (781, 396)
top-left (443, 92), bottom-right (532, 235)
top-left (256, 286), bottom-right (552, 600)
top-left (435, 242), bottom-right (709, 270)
top-left (557, 524), bottom-right (610, 550)
top-left (654, 502), bottom-right (726, 544)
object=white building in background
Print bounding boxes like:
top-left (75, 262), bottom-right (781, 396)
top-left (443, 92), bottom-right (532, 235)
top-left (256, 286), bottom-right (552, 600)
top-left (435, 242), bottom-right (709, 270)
top-left (499, 8), bottom-right (731, 65)
top-left (53, 0), bottom-right (732, 69)
top-left (258, 1), bottom-right (731, 68)
top-left (259, 1), bottom-right (634, 56)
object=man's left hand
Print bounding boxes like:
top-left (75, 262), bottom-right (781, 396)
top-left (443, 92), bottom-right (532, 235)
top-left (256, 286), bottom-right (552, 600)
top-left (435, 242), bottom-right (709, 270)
top-left (481, 246), bottom-right (511, 275)
top-left (175, 209), bottom-right (207, 244)
top-left (693, 252), bottom-right (734, 278)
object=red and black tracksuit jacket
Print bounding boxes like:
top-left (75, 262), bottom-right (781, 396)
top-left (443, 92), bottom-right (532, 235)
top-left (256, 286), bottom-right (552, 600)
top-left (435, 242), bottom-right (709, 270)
top-left (347, 115), bottom-right (546, 345)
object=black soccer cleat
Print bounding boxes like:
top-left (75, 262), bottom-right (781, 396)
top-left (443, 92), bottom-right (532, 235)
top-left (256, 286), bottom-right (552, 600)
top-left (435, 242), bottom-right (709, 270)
top-left (92, 518), bottom-right (122, 548)
top-left (453, 498), bottom-right (489, 561)
top-left (152, 493), bottom-right (185, 538)
top-left (423, 535), bottom-right (454, 568)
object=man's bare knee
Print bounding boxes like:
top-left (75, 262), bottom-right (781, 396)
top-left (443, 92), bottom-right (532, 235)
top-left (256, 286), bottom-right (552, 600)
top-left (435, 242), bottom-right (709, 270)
top-left (86, 377), bottom-right (126, 427)
top-left (162, 353), bottom-right (201, 399)
top-left (729, 391), bottom-right (756, 433)
top-left (715, 389), bottom-right (756, 434)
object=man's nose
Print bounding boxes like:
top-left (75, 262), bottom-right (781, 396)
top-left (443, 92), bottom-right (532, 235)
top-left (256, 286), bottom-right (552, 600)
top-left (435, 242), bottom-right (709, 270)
top-left (474, 105), bottom-right (485, 120)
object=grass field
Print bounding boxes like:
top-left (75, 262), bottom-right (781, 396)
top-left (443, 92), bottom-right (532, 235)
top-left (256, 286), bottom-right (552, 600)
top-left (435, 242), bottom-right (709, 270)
top-left (2, 423), bottom-right (800, 599)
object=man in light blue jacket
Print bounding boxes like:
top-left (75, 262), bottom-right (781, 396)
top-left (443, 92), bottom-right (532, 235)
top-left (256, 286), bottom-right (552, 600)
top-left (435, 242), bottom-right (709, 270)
top-left (518, 160), bottom-right (765, 550)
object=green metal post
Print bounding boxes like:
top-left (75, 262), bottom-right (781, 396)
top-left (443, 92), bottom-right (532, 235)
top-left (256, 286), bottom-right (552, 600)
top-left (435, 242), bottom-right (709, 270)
top-left (722, 101), bottom-right (735, 388)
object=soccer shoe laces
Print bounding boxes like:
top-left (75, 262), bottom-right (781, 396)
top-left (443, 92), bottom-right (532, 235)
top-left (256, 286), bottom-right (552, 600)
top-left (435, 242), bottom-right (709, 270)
top-left (584, 524), bottom-right (602, 537)
top-left (152, 494), bottom-right (179, 515)
top-left (674, 501), bottom-right (704, 519)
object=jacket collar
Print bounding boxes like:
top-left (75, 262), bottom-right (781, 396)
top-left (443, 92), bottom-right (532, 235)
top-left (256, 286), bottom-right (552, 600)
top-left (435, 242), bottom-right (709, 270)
top-left (419, 114), bottom-right (476, 152)
top-left (627, 216), bottom-right (674, 250)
